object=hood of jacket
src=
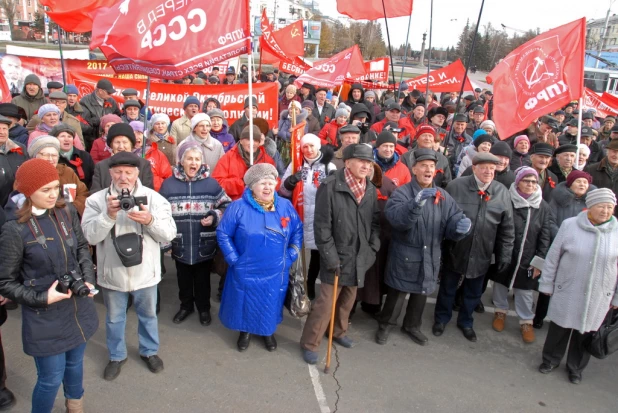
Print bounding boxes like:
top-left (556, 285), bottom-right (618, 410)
top-left (350, 102), bottom-right (373, 123)
top-left (281, 109), bottom-right (309, 124)
top-left (347, 83), bottom-right (365, 103)
top-left (551, 181), bottom-right (597, 207)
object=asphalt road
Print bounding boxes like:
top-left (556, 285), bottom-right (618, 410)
top-left (2, 255), bottom-right (615, 413)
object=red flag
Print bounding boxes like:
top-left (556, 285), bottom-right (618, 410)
top-left (274, 20), bottom-right (305, 58)
top-left (583, 88), bottom-right (618, 118)
top-left (486, 18), bottom-right (586, 139)
top-left (404, 59), bottom-right (474, 93)
top-left (290, 121), bottom-right (306, 220)
top-left (40, 0), bottom-right (117, 33)
top-left (294, 45), bottom-right (366, 89)
top-left (337, 0), bottom-right (413, 20)
top-left (352, 57), bottom-right (390, 83)
top-left (602, 92), bottom-right (618, 111)
top-left (0, 71), bottom-right (11, 103)
top-left (260, 10), bottom-right (290, 60)
top-left (90, 0), bottom-right (250, 80)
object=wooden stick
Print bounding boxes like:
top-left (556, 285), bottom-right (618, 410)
top-left (324, 271), bottom-right (339, 373)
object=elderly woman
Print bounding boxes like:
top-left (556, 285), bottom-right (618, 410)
top-left (160, 142), bottom-right (231, 326)
top-left (279, 84), bottom-right (301, 116)
top-left (149, 113), bottom-right (176, 166)
top-left (207, 109), bottom-right (235, 153)
top-left (28, 135), bottom-right (89, 215)
top-left (576, 143), bottom-right (590, 170)
top-left (279, 133), bottom-right (336, 300)
top-left (0, 159), bottom-right (98, 413)
top-left (217, 164), bottom-right (303, 352)
top-left (51, 124), bottom-right (95, 190)
top-left (490, 167), bottom-right (552, 344)
top-left (479, 120), bottom-right (497, 137)
top-left (90, 114), bottom-right (122, 164)
top-left (278, 101), bottom-right (308, 143)
top-left (548, 170), bottom-right (596, 231)
top-left (511, 135), bottom-right (532, 170)
top-left (176, 113), bottom-right (225, 172)
top-left (538, 188), bottom-right (618, 384)
top-left (457, 131), bottom-right (493, 177)
top-left (28, 104), bottom-right (61, 145)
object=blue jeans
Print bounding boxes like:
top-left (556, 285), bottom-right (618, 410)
top-left (32, 342), bottom-right (87, 413)
top-left (102, 285), bottom-right (159, 361)
top-left (434, 270), bottom-right (485, 328)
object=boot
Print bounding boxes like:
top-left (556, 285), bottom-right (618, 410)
top-left (65, 397), bottom-right (84, 413)
top-left (520, 323), bottom-right (535, 343)
top-left (375, 324), bottom-right (392, 345)
top-left (492, 312), bottom-right (506, 332)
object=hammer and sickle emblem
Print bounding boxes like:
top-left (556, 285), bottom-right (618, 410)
top-left (291, 28), bottom-right (300, 38)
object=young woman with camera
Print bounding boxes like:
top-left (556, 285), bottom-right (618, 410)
top-left (0, 159), bottom-right (98, 413)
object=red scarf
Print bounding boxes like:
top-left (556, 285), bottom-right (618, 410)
top-left (68, 157), bottom-right (85, 179)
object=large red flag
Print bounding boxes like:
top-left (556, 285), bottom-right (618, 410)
top-left (274, 20), bottom-right (305, 58)
top-left (486, 18), bottom-right (586, 139)
top-left (40, 0), bottom-right (117, 33)
top-left (337, 0), bottom-right (413, 20)
top-left (404, 59), bottom-right (474, 92)
top-left (294, 45), bottom-right (366, 88)
top-left (602, 92), bottom-right (618, 111)
top-left (90, 0), bottom-right (250, 80)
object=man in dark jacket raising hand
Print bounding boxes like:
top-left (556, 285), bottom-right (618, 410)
top-left (300, 144), bottom-right (380, 365)
top-left (433, 153), bottom-right (515, 342)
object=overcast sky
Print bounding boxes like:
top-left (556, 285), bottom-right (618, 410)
top-left (318, 0), bottom-right (611, 50)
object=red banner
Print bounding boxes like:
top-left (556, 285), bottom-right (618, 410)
top-left (583, 88), bottom-right (618, 118)
top-left (337, 0), bottom-right (413, 20)
top-left (404, 59), bottom-right (474, 93)
top-left (67, 72), bottom-right (280, 127)
top-left (486, 18), bottom-right (586, 139)
top-left (274, 20), bottom-right (305, 58)
top-left (294, 45), bottom-right (366, 88)
top-left (90, 0), bottom-right (251, 80)
top-left (290, 121), bottom-right (306, 220)
top-left (353, 57), bottom-right (390, 82)
top-left (602, 93), bottom-right (618, 112)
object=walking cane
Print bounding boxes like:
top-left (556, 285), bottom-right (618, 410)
top-left (324, 270), bottom-right (339, 374)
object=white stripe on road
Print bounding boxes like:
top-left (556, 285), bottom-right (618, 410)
top-left (300, 317), bottom-right (331, 413)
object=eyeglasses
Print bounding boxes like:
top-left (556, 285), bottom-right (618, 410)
top-left (521, 179), bottom-right (538, 185)
top-left (37, 153), bottom-right (59, 160)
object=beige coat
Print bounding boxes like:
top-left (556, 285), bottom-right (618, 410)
top-left (170, 115), bottom-right (192, 144)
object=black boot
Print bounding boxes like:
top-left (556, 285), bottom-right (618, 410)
top-left (237, 332), bottom-right (251, 352)
top-left (375, 324), bottom-right (392, 345)
top-left (263, 335), bottom-right (277, 352)
top-left (0, 388), bottom-right (16, 410)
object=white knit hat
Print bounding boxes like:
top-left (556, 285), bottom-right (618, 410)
top-left (288, 100), bottom-right (301, 111)
top-left (300, 133), bottom-right (321, 149)
top-left (150, 113), bottom-right (170, 128)
top-left (191, 113), bottom-right (211, 130)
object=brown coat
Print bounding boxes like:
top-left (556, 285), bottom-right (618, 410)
top-left (57, 164), bottom-right (88, 216)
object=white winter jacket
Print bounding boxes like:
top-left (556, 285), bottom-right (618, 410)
top-left (81, 180), bottom-right (177, 292)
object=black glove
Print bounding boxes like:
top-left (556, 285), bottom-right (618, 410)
top-left (496, 261), bottom-right (510, 274)
top-left (283, 171), bottom-right (303, 191)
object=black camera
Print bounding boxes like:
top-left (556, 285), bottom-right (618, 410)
top-left (56, 270), bottom-right (90, 297)
top-left (117, 188), bottom-right (148, 211)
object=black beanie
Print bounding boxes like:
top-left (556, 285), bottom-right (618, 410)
top-left (473, 133), bottom-right (493, 149)
top-left (107, 123), bottom-right (136, 147)
top-left (375, 130), bottom-right (397, 148)
top-left (489, 141), bottom-right (512, 158)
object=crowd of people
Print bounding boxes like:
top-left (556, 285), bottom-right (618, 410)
top-left (0, 68), bottom-right (616, 413)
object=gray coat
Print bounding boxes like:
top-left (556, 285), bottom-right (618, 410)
top-left (548, 182), bottom-right (596, 237)
top-left (313, 169), bottom-right (381, 287)
top-left (539, 212), bottom-right (618, 333)
top-left (384, 178), bottom-right (466, 295)
top-left (442, 175), bottom-right (515, 279)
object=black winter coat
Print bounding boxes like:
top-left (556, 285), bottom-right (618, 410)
top-left (401, 148), bottom-right (452, 188)
top-left (0, 141), bottom-right (28, 208)
top-left (510, 150), bottom-right (531, 170)
top-left (58, 148), bottom-right (96, 190)
top-left (79, 92), bottom-right (122, 149)
top-left (0, 198), bottom-right (98, 357)
top-left (8, 124), bottom-right (29, 146)
top-left (492, 189), bottom-right (553, 291)
top-left (384, 178), bottom-right (466, 295)
top-left (315, 103), bottom-right (336, 128)
top-left (228, 114), bottom-right (250, 142)
top-left (539, 169), bottom-right (558, 202)
top-left (442, 175), bottom-right (515, 279)
top-left (584, 158), bottom-right (618, 216)
top-left (313, 169), bottom-right (381, 287)
top-left (548, 182), bottom-right (596, 235)
top-left (90, 155), bottom-right (154, 194)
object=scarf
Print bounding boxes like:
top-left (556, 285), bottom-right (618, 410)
top-left (133, 144), bottom-right (151, 156)
top-left (0, 143), bottom-right (5, 154)
top-left (60, 148), bottom-right (74, 160)
top-left (605, 160), bottom-right (618, 181)
top-left (474, 175), bottom-right (491, 192)
top-left (373, 148), bottom-right (399, 172)
top-left (37, 123), bottom-right (53, 133)
top-left (509, 183), bottom-right (542, 209)
top-left (252, 194), bottom-right (275, 211)
top-left (151, 131), bottom-right (173, 144)
top-left (238, 143), bottom-right (260, 168)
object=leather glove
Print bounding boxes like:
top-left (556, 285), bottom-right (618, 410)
top-left (456, 217), bottom-right (472, 234)
top-left (496, 261), bottom-right (510, 274)
top-left (414, 188), bottom-right (438, 207)
top-left (283, 171), bottom-right (303, 191)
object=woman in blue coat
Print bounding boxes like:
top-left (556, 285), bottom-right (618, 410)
top-left (217, 163), bottom-right (303, 352)
top-left (160, 142), bottom-right (232, 326)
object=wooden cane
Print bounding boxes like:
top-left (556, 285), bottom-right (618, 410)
top-left (324, 270), bottom-right (339, 373)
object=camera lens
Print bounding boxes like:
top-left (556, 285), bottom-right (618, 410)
top-left (72, 281), bottom-right (90, 297)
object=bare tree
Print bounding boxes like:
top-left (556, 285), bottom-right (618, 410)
top-left (0, 0), bottom-right (17, 32)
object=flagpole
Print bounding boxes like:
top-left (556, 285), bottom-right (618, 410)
top-left (443, 0), bottom-right (485, 155)
top-left (247, 0), bottom-right (254, 165)
top-left (380, 0), bottom-right (397, 87)
top-left (397, 12), bottom-right (413, 101)
top-left (142, 75), bottom-right (151, 158)
top-left (57, 27), bottom-right (67, 88)
top-left (424, 0), bottom-right (434, 107)
top-left (575, 97), bottom-right (583, 169)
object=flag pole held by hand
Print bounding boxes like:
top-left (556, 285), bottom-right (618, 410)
top-left (324, 269), bottom-right (339, 374)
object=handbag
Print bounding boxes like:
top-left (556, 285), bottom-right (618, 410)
top-left (111, 225), bottom-right (143, 268)
top-left (284, 257), bottom-right (311, 318)
top-left (585, 309), bottom-right (618, 359)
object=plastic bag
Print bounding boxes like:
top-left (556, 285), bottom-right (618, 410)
top-left (284, 258), bottom-right (311, 318)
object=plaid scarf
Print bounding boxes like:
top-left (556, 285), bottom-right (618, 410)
top-left (344, 167), bottom-right (366, 204)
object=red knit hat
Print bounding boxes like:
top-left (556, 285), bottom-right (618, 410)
top-left (414, 125), bottom-right (437, 140)
top-left (566, 169), bottom-right (592, 188)
top-left (15, 159), bottom-right (59, 197)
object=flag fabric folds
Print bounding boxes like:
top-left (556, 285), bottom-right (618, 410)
top-left (336, 0), bottom-right (413, 20)
top-left (294, 45), bottom-right (366, 89)
top-left (40, 0), bottom-right (118, 33)
top-left (486, 18), bottom-right (586, 140)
